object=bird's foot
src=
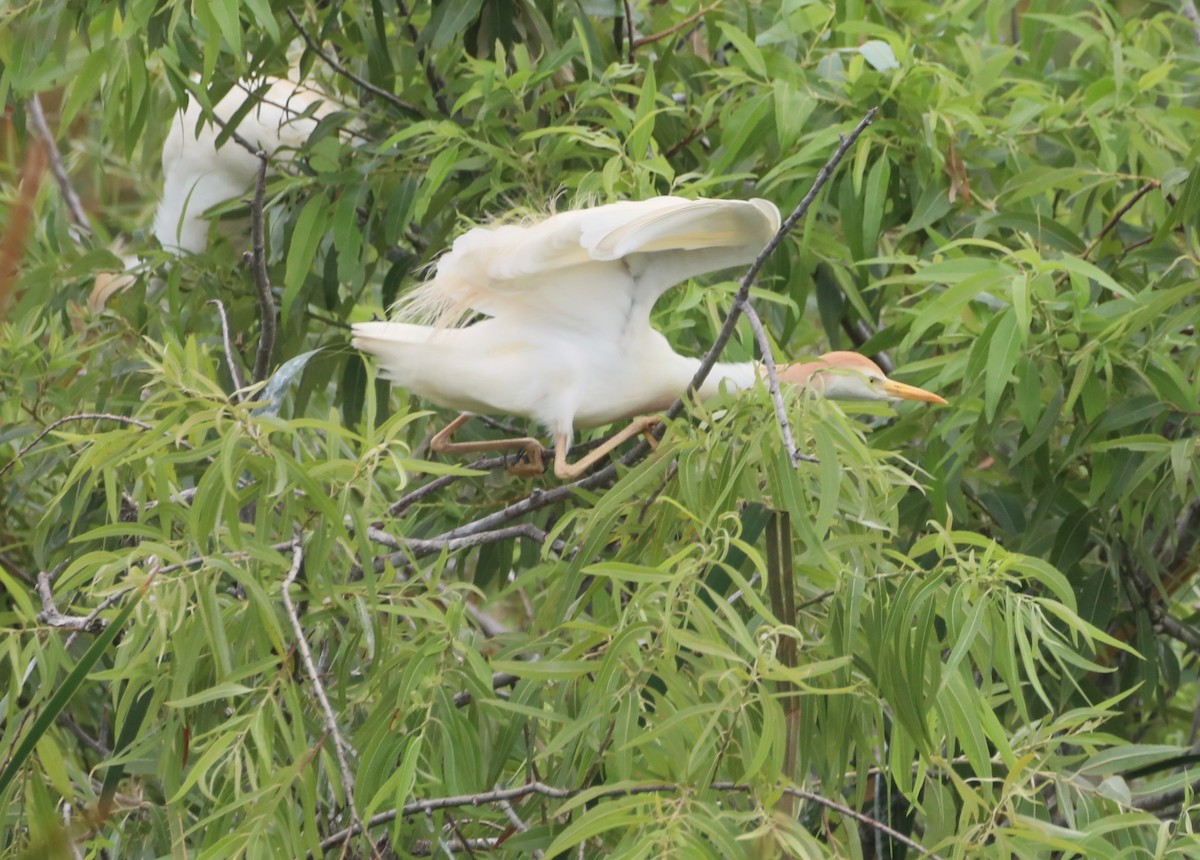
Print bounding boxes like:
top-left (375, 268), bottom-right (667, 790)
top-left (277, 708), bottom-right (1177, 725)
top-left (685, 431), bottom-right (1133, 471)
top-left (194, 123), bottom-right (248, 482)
top-left (506, 444), bottom-right (546, 477)
top-left (637, 415), bottom-right (663, 450)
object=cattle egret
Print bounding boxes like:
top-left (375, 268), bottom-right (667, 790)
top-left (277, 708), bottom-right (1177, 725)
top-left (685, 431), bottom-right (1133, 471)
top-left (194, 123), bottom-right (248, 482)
top-left (156, 75), bottom-right (343, 253)
top-left (92, 75), bottom-right (343, 309)
top-left (352, 197), bottom-right (945, 479)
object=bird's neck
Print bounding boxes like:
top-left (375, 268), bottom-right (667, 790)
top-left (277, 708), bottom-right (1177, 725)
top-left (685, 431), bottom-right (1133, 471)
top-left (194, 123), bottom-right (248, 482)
top-left (682, 358), bottom-right (826, 401)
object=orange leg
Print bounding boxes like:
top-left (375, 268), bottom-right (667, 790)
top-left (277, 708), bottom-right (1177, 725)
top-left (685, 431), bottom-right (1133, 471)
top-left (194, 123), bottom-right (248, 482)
top-left (429, 413), bottom-right (546, 476)
top-left (553, 415), bottom-right (662, 480)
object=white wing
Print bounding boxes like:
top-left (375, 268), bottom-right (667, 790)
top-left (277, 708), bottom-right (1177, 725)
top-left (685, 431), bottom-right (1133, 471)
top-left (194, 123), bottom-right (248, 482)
top-left (395, 196), bottom-right (780, 333)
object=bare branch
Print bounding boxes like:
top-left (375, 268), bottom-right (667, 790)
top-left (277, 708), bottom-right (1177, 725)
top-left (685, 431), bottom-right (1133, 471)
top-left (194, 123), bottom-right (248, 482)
top-left (1181, 1), bottom-right (1200, 45)
top-left (35, 572), bottom-right (107, 633)
top-left (632, 3), bottom-right (719, 49)
top-left (739, 301), bottom-right (816, 466)
top-left (452, 672), bottom-right (520, 708)
top-left (26, 95), bottom-right (92, 235)
top-left (1081, 180), bottom-right (1160, 260)
top-left (286, 8), bottom-right (423, 118)
top-left (249, 152), bottom-right (276, 385)
top-left (208, 299), bottom-right (248, 399)
top-left (667, 109), bottom-right (879, 425)
top-left (316, 779), bottom-right (945, 859)
top-left (387, 455), bottom-right (522, 516)
top-left (375, 523), bottom-right (555, 566)
top-left (279, 537), bottom-right (378, 859)
top-left (840, 315), bottom-right (893, 375)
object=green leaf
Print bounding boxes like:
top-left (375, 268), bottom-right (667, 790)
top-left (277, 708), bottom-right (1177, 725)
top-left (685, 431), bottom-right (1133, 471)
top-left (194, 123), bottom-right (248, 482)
top-left (984, 308), bottom-right (1021, 421)
top-left (0, 576), bottom-right (152, 795)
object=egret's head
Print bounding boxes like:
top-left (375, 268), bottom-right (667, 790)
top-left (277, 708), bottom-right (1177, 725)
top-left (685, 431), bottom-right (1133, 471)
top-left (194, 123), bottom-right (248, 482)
top-left (781, 351), bottom-right (947, 404)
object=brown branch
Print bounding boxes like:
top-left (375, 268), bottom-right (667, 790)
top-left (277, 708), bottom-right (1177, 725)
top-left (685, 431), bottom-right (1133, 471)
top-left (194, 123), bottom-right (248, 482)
top-left (0, 135), bottom-right (47, 320)
top-left (249, 152), bottom-right (276, 385)
top-left (317, 779), bottom-right (944, 859)
top-left (840, 315), bottom-right (894, 375)
top-left (208, 299), bottom-right (248, 398)
top-left (632, 3), bottom-right (720, 49)
top-left (279, 537), bottom-right (379, 859)
top-left (663, 120), bottom-right (714, 159)
top-left (26, 95), bottom-right (92, 235)
top-left (1081, 180), bottom-right (1160, 260)
top-left (739, 301), bottom-right (816, 466)
top-left (286, 8), bottom-right (423, 118)
top-left (376, 523), bottom-right (554, 566)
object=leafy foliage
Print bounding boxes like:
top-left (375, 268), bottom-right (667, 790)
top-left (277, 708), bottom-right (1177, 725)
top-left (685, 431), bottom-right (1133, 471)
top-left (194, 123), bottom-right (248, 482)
top-left (2, 0), bottom-right (1199, 857)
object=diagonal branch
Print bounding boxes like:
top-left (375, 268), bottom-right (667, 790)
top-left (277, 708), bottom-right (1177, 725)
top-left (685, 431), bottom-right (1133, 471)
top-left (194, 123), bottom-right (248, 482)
top-left (26, 95), bottom-right (92, 235)
top-left (395, 0), bottom-right (453, 117)
top-left (208, 299), bottom-right (248, 398)
top-left (739, 301), bottom-right (815, 466)
top-left (279, 537), bottom-right (379, 859)
top-left (632, 3), bottom-right (720, 49)
top-left (286, 8), bottom-right (423, 118)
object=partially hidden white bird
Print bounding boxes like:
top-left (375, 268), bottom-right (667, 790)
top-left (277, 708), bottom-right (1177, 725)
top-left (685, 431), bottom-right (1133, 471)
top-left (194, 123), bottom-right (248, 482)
top-left (352, 196), bottom-right (946, 480)
top-left (155, 75), bottom-right (344, 253)
top-left (91, 75), bottom-right (344, 308)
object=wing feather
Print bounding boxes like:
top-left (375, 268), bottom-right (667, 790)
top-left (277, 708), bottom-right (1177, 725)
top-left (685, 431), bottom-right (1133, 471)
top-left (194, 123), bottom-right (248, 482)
top-left (392, 197), bottom-right (780, 330)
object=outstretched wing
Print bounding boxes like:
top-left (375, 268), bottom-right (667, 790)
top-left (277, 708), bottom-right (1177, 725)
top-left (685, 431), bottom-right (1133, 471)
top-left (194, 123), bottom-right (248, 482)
top-left (395, 196), bottom-right (780, 333)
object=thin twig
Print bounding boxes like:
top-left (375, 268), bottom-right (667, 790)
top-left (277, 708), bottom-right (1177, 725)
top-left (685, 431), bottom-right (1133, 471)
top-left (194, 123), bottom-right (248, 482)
top-left (452, 672), bottom-right (520, 708)
top-left (280, 537), bottom-right (378, 859)
top-left (395, 0), bottom-right (453, 117)
top-left (377, 523), bottom-right (554, 566)
top-left (841, 316), bottom-right (894, 374)
top-left (286, 8), bottom-right (422, 118)
top-left (1081, 180), bottom-right (1160, 260)
top-left (317, 779), bottom-right (944, 859)
top-left (1181, 0), bottom-right (1200, 45)
top-left (0, 413), bottom-right (187, 479)
top-left (208, 299), bottom-right (248, 399)
top-left (632, 3), bottom-right (720, 49)
top-left (35, 572), bottom-right (107, 633)
top-left (387, 457), bottom-right (509, 517)
top-left (249, 152), bottom-right (276, 385)
top-left (26, 95), bottom-right (91, 234)
top-left (739, 301), bottom-right (815, 466)
top-left (623, 0), bottom-right (636, 64)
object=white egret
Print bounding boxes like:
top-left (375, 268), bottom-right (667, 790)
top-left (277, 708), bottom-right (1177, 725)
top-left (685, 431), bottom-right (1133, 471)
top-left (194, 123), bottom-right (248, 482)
top-left (352, 196), bottom-right (945, 479)
top-left (91, 74), bottom-right (344, 308)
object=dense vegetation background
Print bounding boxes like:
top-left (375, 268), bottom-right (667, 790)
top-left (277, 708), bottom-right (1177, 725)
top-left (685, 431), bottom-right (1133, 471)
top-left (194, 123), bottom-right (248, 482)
top-left (2, 0), bottom-right (1199, 856)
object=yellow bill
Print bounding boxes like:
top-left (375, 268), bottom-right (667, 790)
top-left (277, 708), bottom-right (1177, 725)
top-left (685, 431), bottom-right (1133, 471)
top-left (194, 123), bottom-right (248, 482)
top-left (882, 379), bottom-right (948, 405)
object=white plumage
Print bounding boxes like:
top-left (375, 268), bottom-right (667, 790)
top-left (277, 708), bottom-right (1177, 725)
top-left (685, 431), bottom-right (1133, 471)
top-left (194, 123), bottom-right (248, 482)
top-left (353, 196), bottom-right (945, 479)
top-left (354, 197), bottom-right (773, 430)
top-left (155, 76), bottom-right (343, 253)
top-left (91, 74), bottom-right (344, 310)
